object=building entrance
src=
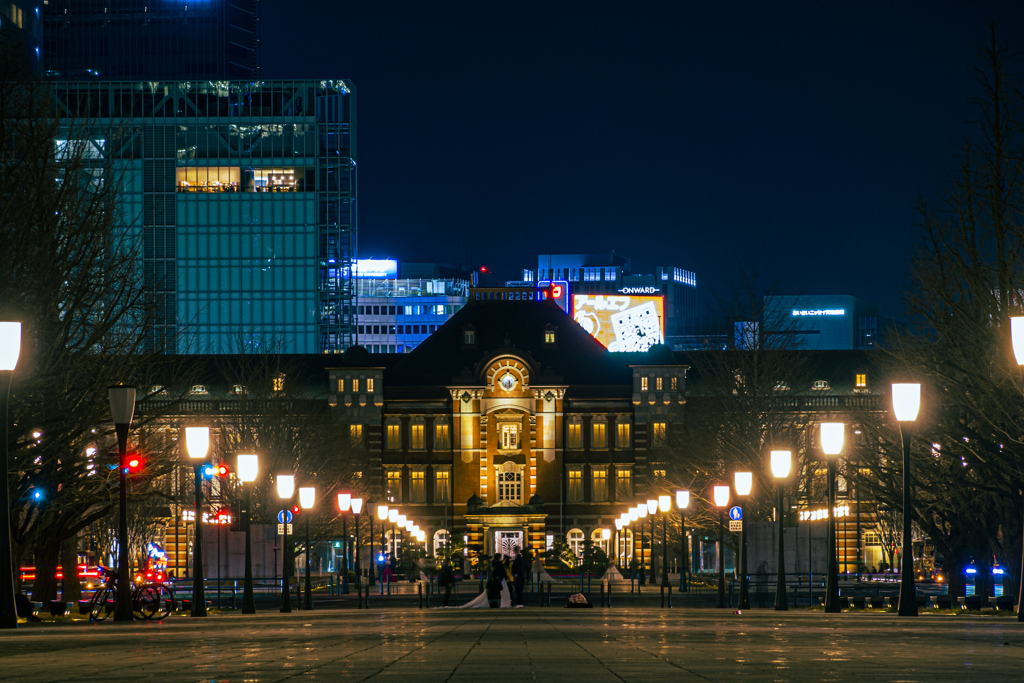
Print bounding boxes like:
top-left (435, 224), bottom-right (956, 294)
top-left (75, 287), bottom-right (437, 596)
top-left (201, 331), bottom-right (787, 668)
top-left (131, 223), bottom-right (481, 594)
top-left (494, 530), bottom-right (524, 556)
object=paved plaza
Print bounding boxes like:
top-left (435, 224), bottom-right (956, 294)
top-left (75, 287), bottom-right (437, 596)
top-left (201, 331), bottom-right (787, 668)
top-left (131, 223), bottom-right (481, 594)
top-left (0, 608), bottom-right (1021, 682)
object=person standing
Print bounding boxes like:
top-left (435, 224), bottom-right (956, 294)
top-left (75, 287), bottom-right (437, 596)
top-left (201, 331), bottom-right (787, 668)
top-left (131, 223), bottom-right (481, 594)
top-left (439, 561), bottom-right (455, 607)
top-left (486, 555), bottom-right (505, 608)
top-left (511, 546), bottom-right (525, 606)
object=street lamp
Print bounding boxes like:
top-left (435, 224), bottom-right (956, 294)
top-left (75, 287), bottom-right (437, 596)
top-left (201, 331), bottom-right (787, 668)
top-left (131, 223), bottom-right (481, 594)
top-left (108, 385), bottom-right (136, 622)
top-left (237, 453), bottom-right (259, 614)
top-left (713, 485), bottom-right (730, 608)
top-left (821, 422), bottom-right (845, 614)
top-left (185, 426), bottom-right (210, 617)
top-left (646, 499), bottom-right (657, 584)
top-left (276, 474), bottom-right (295, 613)
top-left (676, 490), bottom-right (690, 592)
top-left (0, 321), bottom-right (20, 630)
top-left (771, 450), bottom-right (792, 611)
top-left (299, 487), bottom-right (316, 610)
top-left (352, 498), bottom-right (364, 588)
top-left (734, 471), bottom-right (752, 610)
top-left (614, 519), bottom-right (623, 568)
top-left (338, 493), bottom-right (352, 594)
top-left (637, 504), bottom-right (649, 584)
top-left (658, 495), bottom-right (671, 586)
top-left (1011, 317), bottom-right (1024, 622)
top-left (892, 382), bottom-right (921, 617)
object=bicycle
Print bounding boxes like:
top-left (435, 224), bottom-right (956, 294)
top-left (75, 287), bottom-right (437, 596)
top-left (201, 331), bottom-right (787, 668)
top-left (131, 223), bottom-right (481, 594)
top-left (88, 567), bottom-right (177, 621)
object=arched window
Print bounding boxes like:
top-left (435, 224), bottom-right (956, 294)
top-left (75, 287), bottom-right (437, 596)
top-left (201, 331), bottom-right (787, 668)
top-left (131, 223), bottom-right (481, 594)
top-left (496, 460), bottom-right (523, 503)
top-left (567, 528), bottom-right (585, 559)
top-left (617, 529), bottom-right (634, 563)
top-left (433, 529), bottom-right (450, 559)
top-left (591, 528), bottom-right (609, 554)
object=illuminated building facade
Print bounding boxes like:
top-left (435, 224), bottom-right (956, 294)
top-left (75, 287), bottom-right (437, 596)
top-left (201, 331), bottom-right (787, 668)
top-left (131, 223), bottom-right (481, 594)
top-left (52, 79), bottom-right (357, 353)
top-left (43, 0), bottom-right (260, 80)
top-left (765, 295), bottom-right (884, 350)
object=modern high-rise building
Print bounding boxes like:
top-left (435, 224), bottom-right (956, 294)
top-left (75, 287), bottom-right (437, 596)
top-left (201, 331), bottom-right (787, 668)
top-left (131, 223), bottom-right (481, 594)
top-left (52, 79), bottom-right (357, 354)
top-left (763, 295), bottom-right (885, 350)
top-left (0, 2), bottom-right (43, 72)
top-left (43, 0), bottom-right (260, 80)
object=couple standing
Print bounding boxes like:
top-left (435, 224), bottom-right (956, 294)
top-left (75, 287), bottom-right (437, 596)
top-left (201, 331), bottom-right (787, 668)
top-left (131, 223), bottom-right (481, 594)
top-left (486, 546), bottom-right (526, 608)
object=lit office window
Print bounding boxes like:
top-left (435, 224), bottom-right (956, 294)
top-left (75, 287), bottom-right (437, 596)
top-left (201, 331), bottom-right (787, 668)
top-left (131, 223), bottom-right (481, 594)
top-left (410, 423), bottom-right (425, 450)
top-left (435, 469), bottom-right (451, 503)
top-left (386, 423), bottom-right (401, 450)
top-left (568, 469), bottom-right (583, 502)
top-left (434, 422), bottom-right (450, 449)
top-left (367, 378), bottom-right (375, 393)
top-left (410, 471), bottom-right (425, 503)
top-left (349, 424), bottom-right (363, 446)
top-left (352, 379), bottom-right (360, 393)
top-left (855, 373), bottom-right (868, 388)
top-left (592, 421), bottom-right (607, 449)
top-left (617, 421), bottom-right (631, 448)
top-left (652, 421), bottom-right (667, 447)
top-left (616, 469), bottom-right (632, 500)
top-left (656, 377), bottom-right (663, 391)
top-left (592, 468), bottom-right (608, 502)
top-left (641, 377), bottom-right (648, 391)
top-left (337, 378), bottom-right (344, 393)
top-left (386, 470), bottom-right (402, 503)
top-left (567, 420), bottom-right (582, 449)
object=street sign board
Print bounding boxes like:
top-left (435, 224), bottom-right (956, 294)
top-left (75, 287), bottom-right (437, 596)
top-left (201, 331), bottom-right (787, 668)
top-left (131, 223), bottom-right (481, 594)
top-left (277, 523), bottom-right (293, 535)
top-left (729, 506), bottom-right (743, 521)
top-left (729, 520), bottom-right (743, 532)
top-left (277, 509), bottom-right (293, 524)
top-left (286, 524), bottom-right (292, 535)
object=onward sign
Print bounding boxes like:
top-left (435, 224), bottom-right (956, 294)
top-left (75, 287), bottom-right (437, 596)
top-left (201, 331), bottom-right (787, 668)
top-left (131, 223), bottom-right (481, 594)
top-left (618, 287), bottom-right (660, 295)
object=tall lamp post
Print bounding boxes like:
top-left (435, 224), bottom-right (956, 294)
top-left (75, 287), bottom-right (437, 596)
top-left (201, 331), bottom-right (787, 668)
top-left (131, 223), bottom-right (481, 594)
top-left (637, 504), bottom-right (648, 584)
top-left (338, 493), bottom-right (352, 594)
top-left (892, 383), bottom-right (921, 617)
top-left (676, 490), bottom-right (690, 592)
top-left (0, 322), bottom-right (21, 630)
top-left (185, 427), bottom-right (210, 617)
top-left (352, 498), bottom-right (364, 586)
top-left (299, 487), bottom-right (316, 610)
top-left (108, 386), bottom-right (136, 622)
top-left (614, 519), bottom-right (623, 569)
top-left (1010, 317), bottom-right (1024, 621)
top-left (646, 499), bottom-right (658, 584)
top-left (658, 496), bottom-right (671, 586)
top-left (276, 474), bottom-right (295, 613)
top-left (771, 450), bottom-right (791, 611)
top-left (734, 471), bottom-right (752, 610)
top-left (237, 454), bottom-right (259, 614)
top-left (713, 485), bottom-right (730, 608)
top-left (821, 422), bottom-right (845, 613)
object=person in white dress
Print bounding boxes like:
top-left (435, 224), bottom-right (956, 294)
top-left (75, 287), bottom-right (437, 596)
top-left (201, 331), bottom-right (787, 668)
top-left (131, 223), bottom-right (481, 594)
top-left (447, 555), bottom-right (512, 608)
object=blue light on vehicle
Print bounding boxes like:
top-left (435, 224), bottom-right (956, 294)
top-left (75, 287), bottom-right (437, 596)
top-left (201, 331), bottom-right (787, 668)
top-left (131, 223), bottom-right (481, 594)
top-left (965, 568), bottom-right (977, 574)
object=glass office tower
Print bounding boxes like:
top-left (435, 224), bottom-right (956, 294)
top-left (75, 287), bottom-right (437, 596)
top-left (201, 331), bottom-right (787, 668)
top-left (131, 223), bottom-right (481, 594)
top-left (51, 80), bottom-right (357, 354)
top-left (44, 0), bottom-right (260, 80)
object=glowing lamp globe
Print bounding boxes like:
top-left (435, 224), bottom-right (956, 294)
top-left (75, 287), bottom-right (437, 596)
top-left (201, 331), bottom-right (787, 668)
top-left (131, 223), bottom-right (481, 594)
top-left (629, 508), bottom-right (639, 522)
top-left (397, 514), bottom-right (407, 526)
top-left (638, 505), bottom-right (648, 519)
top-left (236, 454), bottom-right (258, 483)
top-left (646, 499), bottom-right (658, 515)
top-left (389, 509), bottom-right (399, 523)
top-left (0, 322), bottom-right (22, 371)
top-left (1013, 317), bottom-right (1024, 365)
top-left (771, 450), bottom-right (792, 479)
top-left (601, 528), bottom-right (611, 540)
top-left (299, 487), bottom-right (316, 509)
top-left (615, 519), bottom-right (623, 531)
top-left (276, 474), bottom-right (295, 499)
top-left (734, 472), bottom-right (753, 496)
top-left (377, 504), bottom-right (388, 520)
top-left (891, 383), bottom-right (921, 422)
top-left (185, 426), bottom-right (210, 460)
top-left (820, 422), bottom-right (845, 456)
top-left (676, 490), bottom-right (690, 509)
top-left (108, 386), bottom-right (136, 426)
top-left (351, 498), bottom-right (363, 514)
top-left (713, 485), bottom-right (730, 508)
top-left (658, 495), bottom-right (671, 512)
top-left (337, 493), bottom-right (351, 512)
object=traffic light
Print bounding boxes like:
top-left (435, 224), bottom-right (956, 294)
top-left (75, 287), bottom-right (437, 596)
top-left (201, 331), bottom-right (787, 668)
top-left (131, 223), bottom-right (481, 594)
top-left (291, 504), bottom-right (300, 515)
top-left (125, 453), bottom-right (145, 475)
top-left (216, 464), bottom-right (229, 477)
top-left (201, 464), bottom-right (216, 479)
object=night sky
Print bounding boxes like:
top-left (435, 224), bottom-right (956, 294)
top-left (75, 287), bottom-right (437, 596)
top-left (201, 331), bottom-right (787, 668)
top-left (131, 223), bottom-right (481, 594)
top-left (262, 1), bottom-right (1024, 317)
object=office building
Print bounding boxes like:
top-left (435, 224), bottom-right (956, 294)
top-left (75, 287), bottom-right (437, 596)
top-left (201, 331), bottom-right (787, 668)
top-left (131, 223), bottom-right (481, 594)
top-left (765, 295), bottom-right (884, 350)
top-left (518, 253), bottom-right (698, 337)
top-left (53, 79), bottom-right (357, 354)
top-left (0, 1), bottom-right (43, 73)
top-left (43, 0), bottom-right (259, 80)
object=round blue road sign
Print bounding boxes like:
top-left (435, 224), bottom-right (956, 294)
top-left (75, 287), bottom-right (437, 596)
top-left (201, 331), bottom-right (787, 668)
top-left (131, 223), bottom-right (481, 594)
top-left (277, 509), bottom-right (293, 524)
top-left (729, 506), bottom-right (743, 521)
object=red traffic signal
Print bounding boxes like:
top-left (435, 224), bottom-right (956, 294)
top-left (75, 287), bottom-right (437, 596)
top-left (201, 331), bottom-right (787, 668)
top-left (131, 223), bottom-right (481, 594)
top-left (291, 504), bottom-right (300, 515)
top-left (216, 464), bottom-right (229, 477)
top-left (126, 454), bottom-right (145, 474)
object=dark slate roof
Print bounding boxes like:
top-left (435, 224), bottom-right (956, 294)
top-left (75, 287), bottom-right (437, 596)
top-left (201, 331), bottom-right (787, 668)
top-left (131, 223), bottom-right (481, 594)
top-left (383, 299), bottom-right (683, 388)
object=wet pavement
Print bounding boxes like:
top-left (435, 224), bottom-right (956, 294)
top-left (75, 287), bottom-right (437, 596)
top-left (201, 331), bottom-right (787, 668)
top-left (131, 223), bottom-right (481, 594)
top-left (0, 607), bottom-right (1020, 682)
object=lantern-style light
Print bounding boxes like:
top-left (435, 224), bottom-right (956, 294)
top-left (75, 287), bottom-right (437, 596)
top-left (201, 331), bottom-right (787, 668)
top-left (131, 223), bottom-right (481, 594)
top-left (276, 474), bottom-right (295, 499)
top-left (236, 454), bottom-right (258, 483)
top-left (108, 386), bottom-right (136, 426)
top-left (646, 499), bottom-right (658, 515)
top-left (891, 383), bottom-right (921, 422)
top-left (658, 495), bottom-right (671, 512)
top-left (629, 508), bottom-right (639, 522)
top-left (337, 493), bottom-right (351, 512)
top-left (676, 490), bottom-right (690, 509)
top-left (615, 519), bottom-right (623, 531)
top-left (601, 528), bottom-right (611, 540)
top-left (734, 472), bottom-right (753, 496)
top-left (638, 504), bottom-right (648, 519)
top-left (0, 322), bottom-right (22, 371)
top-left (620, 512), bottom-right (630, 525)
top-left (377, 503), bottom-right (388, 520)
top-left (389, 509), bottom-right (399, 523)
top-left (820, 422), bottom-right (845, 456)
top-left (1012, 317), bottom-right (1024, 365)
top-left (351, 498), bottom-right (363, 514)
top-left (299, 487), bottom-right (316, 509)
top-left (771, 450), bottom-right (792, 479)
top-left (185, 426), bottom-right (210, 460)
top-left (397, 514), bottom-right (407, 526)
top-left (713, 485), bottom-right (730, 508)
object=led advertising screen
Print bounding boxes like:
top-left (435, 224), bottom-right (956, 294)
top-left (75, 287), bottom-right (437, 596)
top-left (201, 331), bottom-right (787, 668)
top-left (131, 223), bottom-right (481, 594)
top-left (354, 259), bottom-right (398, 279)
top-left (537, 280), bottom-right (570, 314)
top-left (573, 294), bottom-right (664, 352)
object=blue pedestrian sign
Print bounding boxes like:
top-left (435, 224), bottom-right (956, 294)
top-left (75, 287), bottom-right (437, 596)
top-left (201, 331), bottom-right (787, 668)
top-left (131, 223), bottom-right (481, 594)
top-left (729, 506), bottom-right (743, 521)
top-left (277, 509), bottom-right (293, 524)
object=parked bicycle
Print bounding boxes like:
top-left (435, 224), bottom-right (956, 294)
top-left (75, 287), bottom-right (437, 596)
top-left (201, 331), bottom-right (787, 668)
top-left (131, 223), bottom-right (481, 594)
top-left (88, 567), bottom-right (177, 621)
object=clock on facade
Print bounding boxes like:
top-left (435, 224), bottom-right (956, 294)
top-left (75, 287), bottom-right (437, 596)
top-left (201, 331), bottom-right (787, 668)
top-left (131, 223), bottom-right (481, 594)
top-left (499, 373), bottom-right (517, 391)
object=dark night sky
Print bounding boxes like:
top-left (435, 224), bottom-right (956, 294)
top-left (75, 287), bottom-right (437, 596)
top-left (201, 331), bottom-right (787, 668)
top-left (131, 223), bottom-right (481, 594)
top-left (262, 1), bottom-right (1024, 318)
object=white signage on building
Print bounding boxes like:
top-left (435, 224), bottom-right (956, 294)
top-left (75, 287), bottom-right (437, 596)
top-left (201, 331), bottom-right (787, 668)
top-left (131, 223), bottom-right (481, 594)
top-left (618, 287), bottom-right (660, 295)
top-left (799, 505), bottom-right (850, 521)
top-left (792, 309), bottom-right (845, 317)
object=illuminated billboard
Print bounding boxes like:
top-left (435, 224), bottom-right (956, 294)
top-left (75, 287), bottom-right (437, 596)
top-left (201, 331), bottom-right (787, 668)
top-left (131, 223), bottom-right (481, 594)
top-left (538, 280), bottom-right (570, 314)
top-left (573, 294), bottom-right (664, 352)
top-left (354, 259), bottom-right (398, 279)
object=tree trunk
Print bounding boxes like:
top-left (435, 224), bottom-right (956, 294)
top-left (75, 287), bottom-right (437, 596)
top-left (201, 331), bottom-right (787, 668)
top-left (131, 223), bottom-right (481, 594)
top-left (61, 535), bottom-right (82, 603)
top-left (946, 553), bottom-right (966, 599)
top-left (32, 540), bottom-right (60, 603)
